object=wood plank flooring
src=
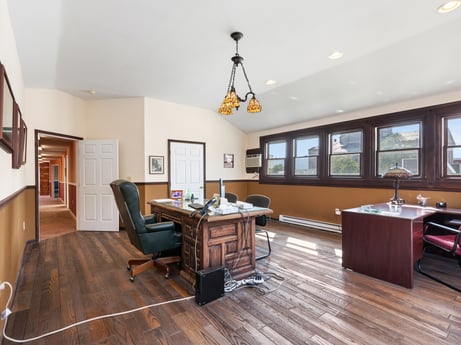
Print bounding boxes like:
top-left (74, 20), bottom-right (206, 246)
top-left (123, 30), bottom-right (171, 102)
top-left (2, 220), bottom-right (461, 344)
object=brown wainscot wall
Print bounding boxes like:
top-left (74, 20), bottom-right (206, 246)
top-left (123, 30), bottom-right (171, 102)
top-left (138, 180), bottom-right (461, 226)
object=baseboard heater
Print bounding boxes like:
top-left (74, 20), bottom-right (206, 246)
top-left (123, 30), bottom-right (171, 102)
top-left (279, 215), bottom-right (342, 233)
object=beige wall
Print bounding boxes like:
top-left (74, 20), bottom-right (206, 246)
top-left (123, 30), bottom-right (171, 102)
top-left (85, 97), bottom-right (146, 182)
top-left (144, 98), bottom-right (249, 182)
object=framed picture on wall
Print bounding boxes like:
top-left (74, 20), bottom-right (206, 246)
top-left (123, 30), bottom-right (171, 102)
top-left (0, 64), bottom-right (15, 153)
top-left (149, 155), bottom-right (164, 174)
top-left (224, 153), bottom-right (234, 168)
top-left (19, 116), bottom-right (27, 165)
top-left (12, 102), bottom-right (21, 169)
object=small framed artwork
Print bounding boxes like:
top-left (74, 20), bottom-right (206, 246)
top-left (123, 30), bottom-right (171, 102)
top-left (19, 116), bottom-right (27, 165)
top-left (224, 153), bottom-right (234, 168)
top-left (11, 102), bottom-right (21, 169)
top-left (171, 190), bottom-right (183, 199)
top-left (149, 155), bottom-right (164, 174)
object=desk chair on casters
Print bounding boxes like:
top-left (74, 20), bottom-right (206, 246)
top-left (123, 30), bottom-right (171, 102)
top-left (245, 194), bottom-right (271, 260)
top-left (416, 221), bottom-right (461, 293)
top-left (110, 179), bottom-right (182, 281)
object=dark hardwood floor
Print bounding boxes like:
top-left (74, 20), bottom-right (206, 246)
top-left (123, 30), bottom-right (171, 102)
top-left (2, 218), bottom-right (461, 344)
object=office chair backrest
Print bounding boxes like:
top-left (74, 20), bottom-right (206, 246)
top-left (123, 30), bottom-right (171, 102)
top-left (110, 179), bottom-right (145, 252)
top-left (225, 192), bottom-right (238, 203)
top-left (245, 194), bottom-right (271, 226)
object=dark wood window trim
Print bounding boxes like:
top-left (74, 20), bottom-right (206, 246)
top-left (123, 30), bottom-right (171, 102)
top-left (259, 100), bottom-right (461, 192)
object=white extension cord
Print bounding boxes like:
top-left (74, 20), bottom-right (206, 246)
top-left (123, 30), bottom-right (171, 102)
top-left (1, 280), bottom-right (194, 343)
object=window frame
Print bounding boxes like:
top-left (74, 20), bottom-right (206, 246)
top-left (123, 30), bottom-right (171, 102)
top-left (327, 129), bottom-right (364, 178)
top-left (374, 121), bottom-right (422, 178)
top-left (259, 100), bottom-right (461, 191)
top-left (292, 134), bottom-right (320, 177)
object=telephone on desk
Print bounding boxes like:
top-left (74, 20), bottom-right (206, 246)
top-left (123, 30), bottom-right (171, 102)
top-left (189, 197), bottom-right (217, 216)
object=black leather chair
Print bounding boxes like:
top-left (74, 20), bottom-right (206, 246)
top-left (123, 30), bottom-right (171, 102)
top-left (110, 179), bottom-right (181, 281)
top-left (225, 192), bottom-right (238, 203)
top-left (245, 194), bottom-right (271, 260)
top-left (416, 221), bottom-right (461, 292)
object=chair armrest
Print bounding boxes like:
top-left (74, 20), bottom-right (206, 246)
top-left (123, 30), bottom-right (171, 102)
top-left (143, 214), bottom-right (156, 225)
top-left (424, 221), bottom-right (461, 235)
top-left (424, 221), bottom-right (461, 253)
top-left (145, 221), bottom-right (175, 233)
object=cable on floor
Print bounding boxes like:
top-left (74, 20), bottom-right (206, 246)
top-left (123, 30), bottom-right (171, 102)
top-left (1, 280), bottom-right (194, 343)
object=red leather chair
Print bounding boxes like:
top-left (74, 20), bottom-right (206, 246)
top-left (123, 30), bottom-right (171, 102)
top-left (416, 221), bottom-right (461, 292)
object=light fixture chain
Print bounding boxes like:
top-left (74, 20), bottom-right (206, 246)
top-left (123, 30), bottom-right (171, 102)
top-left (226, 64), bottom-right (236, 93)
top-left (240, 63), bottom-right (253, 93)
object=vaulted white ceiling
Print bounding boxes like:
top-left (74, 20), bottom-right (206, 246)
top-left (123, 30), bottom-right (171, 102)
top-left (7, 0), bottom-right (461, 133)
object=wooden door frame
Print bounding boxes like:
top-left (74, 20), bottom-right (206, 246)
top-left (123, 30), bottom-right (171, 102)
top-left (34, 130), bottom-right (83, 241)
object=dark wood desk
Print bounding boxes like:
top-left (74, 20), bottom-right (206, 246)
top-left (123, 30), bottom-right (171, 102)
top-left (148, 199), bottom-right (272, 286)
top-left (342, 203), bottom-right (461, 288)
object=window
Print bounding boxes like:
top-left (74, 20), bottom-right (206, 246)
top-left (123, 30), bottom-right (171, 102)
top-left (329, 130), bottom-right (363, 176)
top-left (444, 117), bottom-right (461, 176)
top-left (293, 135), bottom-right (319, 176)
top-left (258, 101), bottom-right (461, 191)
top-left (265, 140), bottom-right (287, 176)
top-left (376, 122), bottom-right (421, 176)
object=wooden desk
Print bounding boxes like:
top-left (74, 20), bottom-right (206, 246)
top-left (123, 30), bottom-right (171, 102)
top-left (148, 199), bottom-right (272, 285)
top-left (342, 203), bottom-right (438, 288)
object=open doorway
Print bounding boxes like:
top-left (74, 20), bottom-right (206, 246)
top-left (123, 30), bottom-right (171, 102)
top-left (35, 130), bottom-right (83, 240)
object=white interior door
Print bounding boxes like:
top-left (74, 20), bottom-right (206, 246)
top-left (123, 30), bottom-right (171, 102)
top-left (169, 141), bottom-right (205, 201)
top-left (77, 139), bottom-right (119, 231)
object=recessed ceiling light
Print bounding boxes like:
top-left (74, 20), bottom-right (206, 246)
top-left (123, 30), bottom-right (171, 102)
top-left (265, 80), bottom-right (277, 86)
top-left (438, 1), bottom-right (461, 13)
top-left (289, 96), bottom-right (298, 101)
top-left (87, 90), bottom-right (96, 95)
top-left (336, 109), bottom-right (344, 113)
top-left (328, 51), bottom-right (343, 60)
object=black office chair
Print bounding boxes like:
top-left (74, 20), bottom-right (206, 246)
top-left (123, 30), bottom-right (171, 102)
top-left (110, 179), bottom-right (182, 281)
top-left (245, 194), bottom-right (271, 260)
top-left (416, 221), bottom-right (461, 292)
top-left (225, 192), bottom-right (238, 203)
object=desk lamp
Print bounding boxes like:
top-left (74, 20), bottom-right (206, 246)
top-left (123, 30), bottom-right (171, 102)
top-left (383, 163), bottom-right (412, 205)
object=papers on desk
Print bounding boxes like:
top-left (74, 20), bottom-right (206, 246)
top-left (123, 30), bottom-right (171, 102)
top-left (153, 198), bottom-right (175, 203)
top-left (210, 205), bottom-right (240, 215)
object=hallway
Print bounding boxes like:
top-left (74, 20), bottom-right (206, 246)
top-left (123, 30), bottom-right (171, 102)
top-left (39, 196), bottom-right (76, 240)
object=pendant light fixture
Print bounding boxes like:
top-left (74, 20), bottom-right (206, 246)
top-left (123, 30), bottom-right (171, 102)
top-left (218, 32), bottom-right (262, 115)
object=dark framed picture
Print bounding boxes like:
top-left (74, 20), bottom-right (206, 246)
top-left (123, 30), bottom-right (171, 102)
top-left (224, 153), bottom-right (234, 168)
top-left (149, 155), bottom-right (164, 174)
top-left (0, 63), bottom-right (15, 153)
top-left (12, 102), bottom-right (21, 169)
top-left (19, 116), bottom-right (27, 165)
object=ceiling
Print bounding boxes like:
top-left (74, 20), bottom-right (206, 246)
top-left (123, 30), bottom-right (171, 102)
top-left (7, 1), bottom-right (461, 133)
top-left (38, 135), bottom-right (73, 162)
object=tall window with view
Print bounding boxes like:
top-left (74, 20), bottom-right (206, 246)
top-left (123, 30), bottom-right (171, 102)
top-left (444, 117), bottom-right (461, 176)
top-left (293, 135), bottom-right (319, 176)
top-left (266, 140), bottom-right (287, 176)
top-left (329, 130), bottom-right (363, 176)
top-left (376, 122), bottom-right (421, 176)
